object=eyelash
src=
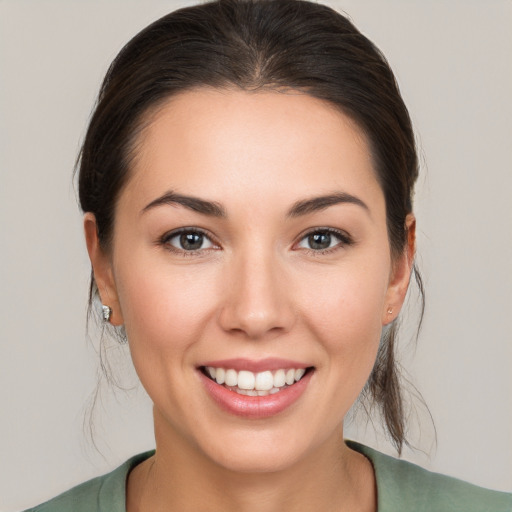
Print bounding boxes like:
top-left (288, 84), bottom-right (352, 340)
top-left (295, 227), bottom-right (354, 255)
top-left (158, 227), bottom-right (353, 256)
top-left (159, 228), bottom-right (219, 256)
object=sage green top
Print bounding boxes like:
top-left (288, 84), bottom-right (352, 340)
top-left (23, 442), bottom-right (512, 512)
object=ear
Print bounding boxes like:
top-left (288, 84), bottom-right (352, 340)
top-left (382, 214), bottom-right (416, 325)
top-left (84, 213), bottom-right (124, 325)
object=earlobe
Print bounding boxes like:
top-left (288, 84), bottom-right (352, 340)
top-left (83, 213), bottom-right (124, 325)
top-left (382, 214), bottom-right (416, 325)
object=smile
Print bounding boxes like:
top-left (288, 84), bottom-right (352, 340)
top-left (203, 367), bottom-right (308, 396)
top-left (199, 361), bottom-right (314, 419)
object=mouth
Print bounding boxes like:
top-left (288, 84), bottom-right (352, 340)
top-left (200, 365), bottom-right (314, 397)
top-left (197, 358), bottom-right (315, 418)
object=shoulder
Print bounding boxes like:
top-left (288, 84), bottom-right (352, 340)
top-left (347, 441), bottom-right (512, 512)
top-left (23, 475), bottom-right (107, 512)
top-left (21, 451), bottom-right (154, 512)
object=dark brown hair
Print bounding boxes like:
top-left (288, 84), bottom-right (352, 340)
top-left (78, 0), bottom-right (424, 453)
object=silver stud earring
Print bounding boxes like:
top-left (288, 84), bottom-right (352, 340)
top-left (102, 304), bottom-right (112, 322)
top-left (387, 307), bottom-right (393, 315)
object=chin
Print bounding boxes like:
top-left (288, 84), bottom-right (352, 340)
top-left (208, 443), bottom-right (304, 474)
top-left (195, 422), bottom-right (331, 475)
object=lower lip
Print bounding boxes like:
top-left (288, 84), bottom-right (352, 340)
top-left (199, 369), bottom-right (313, 419)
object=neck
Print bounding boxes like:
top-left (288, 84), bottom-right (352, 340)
top-left (127, 409), bottom-right (376, 512)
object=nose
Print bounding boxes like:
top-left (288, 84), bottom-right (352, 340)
top-left (218, 250), bottom-right (296, 340)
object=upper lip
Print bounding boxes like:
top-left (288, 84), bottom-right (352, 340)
top-left (199, 357), bottom-right (311, 373)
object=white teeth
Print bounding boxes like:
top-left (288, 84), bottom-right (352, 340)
top-left (238, 371), bottom-right (255, 390)
top-left (225, 369), bottom-right (238, 387)
top-left (206, 366), bottom-right (309, 393)
top-left (215, 368), bottom-right (225, 385)
top-left (273, 369), bottom-right (286, 388)
top-left (255, 371), bottom-right (274, 391)
top-left (294, 368), bottom-right (306, 382)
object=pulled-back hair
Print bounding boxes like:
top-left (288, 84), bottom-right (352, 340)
top-left (78, 0), bottom-right (423, 453)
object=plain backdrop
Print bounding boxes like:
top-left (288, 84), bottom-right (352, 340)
top-left (1, 1), bottom-right (511, 510)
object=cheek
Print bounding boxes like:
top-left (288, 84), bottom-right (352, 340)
top-left (287, 259), bottom-right (390, 430)
top-left (113, 250), bottom-right (220, 358)
top-left (296, 253), bottom-right (391, 401)
top-left (301, 262), bottom-right (389, 345)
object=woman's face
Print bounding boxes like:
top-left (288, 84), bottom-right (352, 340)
top-left (87, 89), bottom-right (412, 472)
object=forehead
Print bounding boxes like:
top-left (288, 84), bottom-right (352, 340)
top-left (122, 88), bottom-right (382, 213)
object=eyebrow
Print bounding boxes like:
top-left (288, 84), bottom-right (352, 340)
top-left (141, 190), bottom-right (368, 218)
top-left (287, 192), bottom-right (369, 217)
top-left (141, 191), bottom-right (226, 217)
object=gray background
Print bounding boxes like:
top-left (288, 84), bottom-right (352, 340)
top-left (1, 1), bottom-right (511, 510)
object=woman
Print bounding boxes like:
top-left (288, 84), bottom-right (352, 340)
top-left (14, 0), bottom-right (511, 510)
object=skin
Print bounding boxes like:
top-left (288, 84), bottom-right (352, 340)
top-left (85, 89), bottom-right (415, 512)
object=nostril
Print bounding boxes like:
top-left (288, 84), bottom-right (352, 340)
top-left (218, 310), bottom-right (294, 340)
top-left (217, 268), bottom-right (296, 339)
